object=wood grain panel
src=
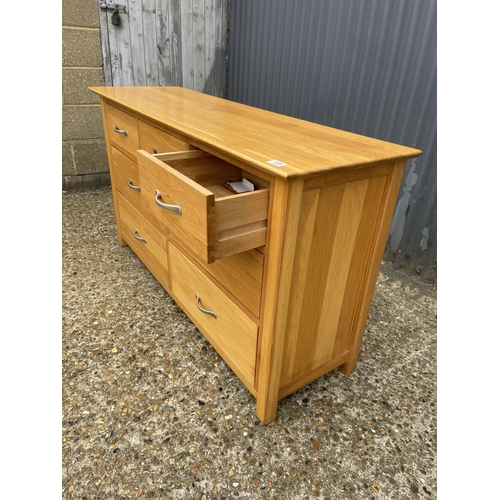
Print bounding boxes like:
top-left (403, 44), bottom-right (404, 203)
top-left (303, 162), bottom-right (394, 191)
top-left (90, 87), bottom-right (422, 179)
top-left (279, 187), bottom-right (319, 385)
top-left (168, 155), bottom-right (242, 186)
top-left (100, 99), bottom-right (125, 246)
top-left (97, 1), bottom-right (227, 93)
top-left (104, 103), bottom-right (139, 157)
top-left (138, 150), bottom-right (214, 262)
top-left (110, 146), bottom-right (169, 236)
top-left (278, 175), bottom-right (384, 392)
top-left (280, 183), bottom-right (346, 387)
top-left (169, 243), bottom-right (258, 390)
top-left (111, 146), bottom-right (142, 212)
top-left (215, 190), bottom-right (269, 232)
top-left (127, 0), bottom-right (147, 86)
top-left (141, 0), bottom-right (160, 86)
top-left (214, 222), bottom-right (267, 261)
top-left (156, 0), bottom-right (183, 87)
top-left (138, 120), bottom-right (189, 154)
top-left (337, 163), bottom-right (407, 374)
top-left (201, 250), bottom-right (264, 319)
top-left (313, 178), bottom-right (370, 362)
top-left (333, 174), bottom-right (390, 360)
top-left (256, 179), bottom-right (305, 424)
top-left (278, 351), bottom-right (349, 400)
top-left (117, 193), bottom-right (170, 291)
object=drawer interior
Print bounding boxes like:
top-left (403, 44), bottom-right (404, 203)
top-left (154, 150), bottom-right (270, 197)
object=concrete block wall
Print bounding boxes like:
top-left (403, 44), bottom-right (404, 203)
top-left (62, 0), bottom-right (109, 190)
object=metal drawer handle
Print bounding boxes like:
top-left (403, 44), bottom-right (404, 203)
top-left (133, 228), bottom-right (147, 243)
top-left (114, 125), bottom-right (128, 136)
top-left (155, 190), bottom-right (182, 215)
top-left (195, 294), bottom-right (217, 319)
top-left (128, 179), bottom-right (141, 191)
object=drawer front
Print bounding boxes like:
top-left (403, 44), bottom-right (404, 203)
top-left (138, 151), bottom-right (214, 262)
top-left (139, 120), bottom-right (189, 154)
top-left (104, 103), bottom-right (139, 157)
top-left (137, 150), bottom-right (269, 264)
top-left (202, 250), bottom-right (264, 318)
top-left (170, 243), bottom-right (258, 389)
top-left (117, 193), bottom-right (169, 290)
top-left (111, 146), bottom-right (142, 212)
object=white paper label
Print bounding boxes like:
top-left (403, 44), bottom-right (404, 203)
top-left (227, 178), bottom-right (255, 193)
top-left (267, 160), bottom-right (287, 167)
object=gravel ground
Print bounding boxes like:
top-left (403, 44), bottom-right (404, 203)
top-left (62, 186), bottom-right (437, 500)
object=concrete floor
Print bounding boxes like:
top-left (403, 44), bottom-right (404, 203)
top-left (62, 186), bottom-right (437, 499)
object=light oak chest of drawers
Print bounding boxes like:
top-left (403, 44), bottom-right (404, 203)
top-left (89, 86), bottom-right (421, 424)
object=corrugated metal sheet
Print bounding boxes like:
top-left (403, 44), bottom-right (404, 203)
top-left (97, 0), bottom-right (229, 97)
top-left (228, 0), bottom-right (437, 277)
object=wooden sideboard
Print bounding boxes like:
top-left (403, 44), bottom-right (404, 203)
top-left (89, 86), bottom-right (422, 424)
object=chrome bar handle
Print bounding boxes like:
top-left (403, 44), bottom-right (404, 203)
top-left (155, 190), bottom-right (182, 215)
top-left (195, 294), bottom-right (217, 319)
top-left (133, 228), bottom-right (147, 243)
top-left (128, 179), bottom-right (141, 191)
top-left (114, 125), bottom-right (128, 136)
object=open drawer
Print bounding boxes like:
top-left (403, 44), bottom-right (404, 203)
top-left (137, 150), bottom-right (269, 264)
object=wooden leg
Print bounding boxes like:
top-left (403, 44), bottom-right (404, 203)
top-left (255, 179), bottom-right (304, 424)
top-left (118, 235), bottom-right (128, 246)
top-left (256, 388), bottom-right (279, 425)
top-left (338, 355), bottom-right (359, 376)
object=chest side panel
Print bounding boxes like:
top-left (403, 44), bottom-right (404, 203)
top-left (278, 164), bottom-right (396, 396)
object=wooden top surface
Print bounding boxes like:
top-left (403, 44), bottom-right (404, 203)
top-left (89, 86), bottom-right (422, 179)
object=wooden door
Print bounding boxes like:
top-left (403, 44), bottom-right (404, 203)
top-left (96, 0), bottom-right (229, 97)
